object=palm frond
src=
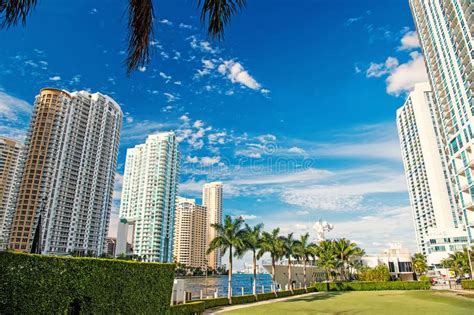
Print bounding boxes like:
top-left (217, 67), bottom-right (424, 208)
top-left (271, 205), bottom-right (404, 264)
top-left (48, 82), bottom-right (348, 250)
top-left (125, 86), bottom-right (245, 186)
top-left (126, 0), bottom-right (154, 75)
top-left (197, 0), bottom-right (246, 40)
top-left (0, 0), bottom-right (38, 28)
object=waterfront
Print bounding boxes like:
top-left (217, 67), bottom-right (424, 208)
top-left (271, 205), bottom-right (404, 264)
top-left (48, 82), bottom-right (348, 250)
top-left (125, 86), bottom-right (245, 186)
top-left (182, 273), bottom-right (273, 299)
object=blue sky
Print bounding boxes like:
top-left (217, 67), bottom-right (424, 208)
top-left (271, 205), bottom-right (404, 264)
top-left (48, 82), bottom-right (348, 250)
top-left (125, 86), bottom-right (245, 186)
top-left (0, 0), bottom-right (430, 266)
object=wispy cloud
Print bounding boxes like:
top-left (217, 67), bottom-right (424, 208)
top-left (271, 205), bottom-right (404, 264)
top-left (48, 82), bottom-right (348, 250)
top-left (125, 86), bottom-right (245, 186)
top-left (0, 91), bottom-right (32, 121)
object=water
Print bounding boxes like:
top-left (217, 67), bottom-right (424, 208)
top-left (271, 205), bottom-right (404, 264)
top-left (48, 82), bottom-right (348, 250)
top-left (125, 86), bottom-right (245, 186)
top-left (182, 273), bottom-right (273, 299)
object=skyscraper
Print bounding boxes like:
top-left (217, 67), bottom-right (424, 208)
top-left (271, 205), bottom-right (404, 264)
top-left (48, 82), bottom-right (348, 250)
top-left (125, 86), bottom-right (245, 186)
top-left (0, 137), bottom-right (23, 250)
top-left (397, 83), bottom-right (469, 264)
top-left (409, 0), bottom-right (473, 243)
top-left (118, 132), bottom-right (180, 262)
top-left (173, 197), bottom-right (207, 268)
top-left (8, 88), bottom-right (122, 256)
top-left (203, 182), bottom-right (223, 269)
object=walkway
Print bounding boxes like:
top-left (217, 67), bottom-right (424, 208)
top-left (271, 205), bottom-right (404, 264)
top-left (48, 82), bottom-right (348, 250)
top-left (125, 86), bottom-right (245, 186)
top-left (203, 292), bottom-right (320, 314)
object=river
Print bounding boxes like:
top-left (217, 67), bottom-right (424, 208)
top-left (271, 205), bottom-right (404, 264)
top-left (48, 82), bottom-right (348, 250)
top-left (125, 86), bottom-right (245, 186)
top-left (181, 273), bottom-right (273, 299)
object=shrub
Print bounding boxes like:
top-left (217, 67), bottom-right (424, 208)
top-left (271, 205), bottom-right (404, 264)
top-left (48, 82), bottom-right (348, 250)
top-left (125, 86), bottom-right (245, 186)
top-left (419, 275), bottom-right (430, 282)
top-left (358, 265), bottom-right (391, 282)
top-left (311, 281), bottom-right (430, 292)
top-left (461, 280), bottom-right (474, 290)
top-left (257, 292), bottom-right (278, 301)
top-left (0, 252), bottom-right (175, 314)
top-left (167, 302), bottom-right (205, 315)
top-left (198, 297), bottom-right (229, 309)
top-left (232, 294), bottom-right (257, 305)
top-left (276, 290), bottom-right (293, 297)
top-left (292, 288), bottom-right (306, 295)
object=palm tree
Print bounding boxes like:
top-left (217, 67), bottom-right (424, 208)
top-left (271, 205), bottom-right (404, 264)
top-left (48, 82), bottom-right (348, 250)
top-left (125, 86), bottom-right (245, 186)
top-left (258, 228), bottom-right (283, 295)
top-left (0, 0), bottom-right (247, 74)
top-left (237, 223), bottom-right (263, 297)
top-left (280, 233), bottom-right (299, 291)
top-left (315, 240), bottom-right (337, 282)
top-left (295, 233), bottom-right (316, 291)
top-left (333, 238), bottom-right (362, 281)
top-left (207, 215), bottom-right (246, 304)
top-left (412, 253), bottom-right (428, 277)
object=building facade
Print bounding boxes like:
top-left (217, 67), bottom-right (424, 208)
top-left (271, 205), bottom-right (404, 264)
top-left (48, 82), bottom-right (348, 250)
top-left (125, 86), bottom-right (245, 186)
top-left (118, 132), bottom-right (180, 262)
top-left (0, 137), bottom-right (23, 250)
top-left (409, 0), bottom-right (473, 245)
top-left (397, 83), bottom-right (469, 264)
top-left (202, 182), bottom-right (223, 269)
top-left (173, 197), bottom-right (207, 268)
top-left (8, 88), bottom-right (122, 256)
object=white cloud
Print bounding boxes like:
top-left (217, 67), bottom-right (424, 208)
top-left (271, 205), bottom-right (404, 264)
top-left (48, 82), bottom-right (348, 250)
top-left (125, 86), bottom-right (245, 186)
top-left (0, 91), bottom-right (31, 121)
top-left (159, 71), bottom-right (172, 83)
top-left (200, 156), bottom-right (221, 166)
top-left (138, 66), bottom-right (146, 72)
top-left (186, 156), bottom-right (200, 163)
top-left (179, 23), bottom-right (193, 29)
top-left (179, 115), bottom-right (190, 122)
top-left (398, 31), bottom-right (420, 51)
top-left (49, 75), bottom-right (61, 81)
top-left (346, 16), bottom-right (363, 25)
top-left (386, 51), bottom-right (429, 95)
top-left (218, 60), bottom-right (261, 90)
top-left (366, 57), bottom-right (399, 78)
top-left (159, 19), bottom-right (173, 26)
top-left (287, 146), bottom-right (305, 154)
top-left (90, 8), bottom-right (98, 14)
top-left (164, 92), bottom-right (178, 102)
top-left (193, 120), bottom-right (204, 128)
top-left (239, 214), bottom-right (258, 220)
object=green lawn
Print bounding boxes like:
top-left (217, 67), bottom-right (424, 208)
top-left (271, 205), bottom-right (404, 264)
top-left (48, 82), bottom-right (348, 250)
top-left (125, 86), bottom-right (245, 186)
top-left (224, 291), bottom-right (474, 315)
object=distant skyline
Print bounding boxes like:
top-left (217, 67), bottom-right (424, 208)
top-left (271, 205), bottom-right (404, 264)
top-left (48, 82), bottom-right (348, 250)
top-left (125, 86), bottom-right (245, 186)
top-left (0, 1), bottom-right (430, 266)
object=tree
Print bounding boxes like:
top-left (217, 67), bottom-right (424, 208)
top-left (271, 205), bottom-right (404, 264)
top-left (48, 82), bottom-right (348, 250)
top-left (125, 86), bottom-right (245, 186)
top-left (207, 215), bottom-right (246, 303)
top-left (258, 228), bottom-right (283, 294)
top-left (333, 238), bottom-right (361, 281)
top-left (441, 248), bottom-right (473, 278)
top-left (358, 264), bottom-right (391, 282)
top-left (315, 240), bottom-right (337, 282)
top-left (237, 223), bottom-right (263, 297)
top-left (280, 233), bottom-right (299, 291)
top-left (0, 0), bottom-right (247, 74)
top-left (295, 233), bottom-right (316, 291)
top-left (412, 253), bottom-right (428, 276)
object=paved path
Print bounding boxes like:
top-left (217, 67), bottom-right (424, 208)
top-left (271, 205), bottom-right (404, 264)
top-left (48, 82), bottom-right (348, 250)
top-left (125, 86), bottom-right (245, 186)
top-left (203, 292), bottom-right (320, 314)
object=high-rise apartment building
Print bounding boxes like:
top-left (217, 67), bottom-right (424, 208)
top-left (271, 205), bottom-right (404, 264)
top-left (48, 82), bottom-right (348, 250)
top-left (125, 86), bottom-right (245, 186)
top-left (202, 182), bottom-right (223, 269)
top-left (173, 197), bottom-right (207, 268)
top-left (0, 137), bottom-right (23, 250)
top-left (118, 132), bottom-right (180, 262)
top-left (409, 0), bottom-right (473, 244)
top-left (8, 88), bottom-right (122, 256)
top-left (397, 83), bottom-right (469, 264)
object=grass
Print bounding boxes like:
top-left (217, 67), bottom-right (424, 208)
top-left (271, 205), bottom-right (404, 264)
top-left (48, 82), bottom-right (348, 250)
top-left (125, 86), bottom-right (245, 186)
top-left (224, 290), bottom-right (474, 315)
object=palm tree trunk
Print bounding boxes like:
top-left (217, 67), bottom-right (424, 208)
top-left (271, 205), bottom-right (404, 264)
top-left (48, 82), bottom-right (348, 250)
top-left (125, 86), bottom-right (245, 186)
top-left (253, 251), bottom-right (257, 297)
top-left (288, 257), bottom-right (292, 291)
top-left (272, 256), bottom-right (277, 296)
top-left (228, 246), bottom-right (233, 304)
top-left (340, 254), bottom-right (345, 281)
top-left (303, 259), bottom-right (307, 292)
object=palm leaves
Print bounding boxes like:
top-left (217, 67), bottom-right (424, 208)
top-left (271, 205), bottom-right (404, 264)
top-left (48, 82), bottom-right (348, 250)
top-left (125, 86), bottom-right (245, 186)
top-left (333, 238), bottom-right (363, 281)
top-left (206, 215), bottom-right (246, 303)
top-left (0, 0), bottom-right (246, 74)
top-left (295, 233), bottom-right (316, 290)
top-left (237, 223), bottom-right (263, 297)
top-left (412, 253), bottom-right (428, 276)
top-left (258, 228), bottom-right (283, 294)
top-left (280, 233), bottom-right (299, 290)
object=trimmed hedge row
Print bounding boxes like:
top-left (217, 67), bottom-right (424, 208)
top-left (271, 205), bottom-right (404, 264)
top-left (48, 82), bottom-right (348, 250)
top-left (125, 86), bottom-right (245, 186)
top-left (232, 294), bottom-right (257, 305)
top-left (0, 251), bottom-right (175, 314)
top-left (461, 280), bottom-right (474, 290)
top-left (199, 297), bottom-right (229, 309)
top-left (167, 302), bottom-right (205, 315)
top-left (312, 281), bottom-right (430, 291)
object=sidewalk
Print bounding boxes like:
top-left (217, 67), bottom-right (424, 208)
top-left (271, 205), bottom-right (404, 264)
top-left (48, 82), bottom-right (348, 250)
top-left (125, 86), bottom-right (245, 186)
top-left (203, 292), bottom-right (320, 314)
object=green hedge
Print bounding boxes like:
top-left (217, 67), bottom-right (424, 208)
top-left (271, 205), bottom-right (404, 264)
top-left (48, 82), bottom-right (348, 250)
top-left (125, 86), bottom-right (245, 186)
top-left (256, 292), bottom-right (278, 301)
top-left (0, 252), bottom-right (175, 314)
top-left (199, 297), bottom-right (229, 309)
top-left (461, 280), bottom-right (474, 290)
top-left (232, 294), bottom-right (257, 305)
top-left (276, 290), bottom-right (293, 297)
top-left (167, 302), bottom-right (205, 315)
top-left (312, 281), bottom-right (430, 291)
